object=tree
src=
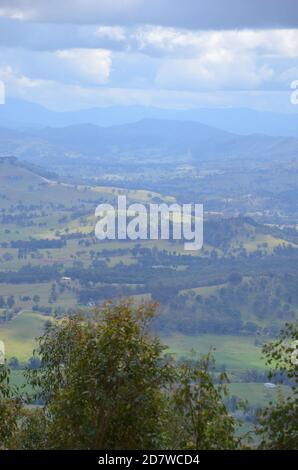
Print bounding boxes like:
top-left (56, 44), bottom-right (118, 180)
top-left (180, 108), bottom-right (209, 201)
top-left (0, 364), bottom-right (22, 449)
top-left (8, 301), bottom-right (297, 450)
top-left (20, 301), bottom-right (242, 450)
top-left (257, 323), bottom-right (298, 449)
top-left (25, 301), bottom-right (172, 449)
top-left (169, 354), bottom-right (241, 450)
top-left (228, 272), bottom-right (242, 285)
top-left (8, 357), bottom-right (20, 369)
top-left (33, 295), bottom-right (40, 304)
top-left (7, 295), bottom-right (15, 308)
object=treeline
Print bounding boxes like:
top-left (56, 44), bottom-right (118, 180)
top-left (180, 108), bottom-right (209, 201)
top-left (10, 239), bottom-right (66, 250)
top-left (0, 265), bottom-right (61, 283)
top-left (153, 273), bottom-right (298, 335)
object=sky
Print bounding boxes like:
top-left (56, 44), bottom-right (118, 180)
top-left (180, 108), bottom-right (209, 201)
top-left (0, 0), bottom-right (297, 111)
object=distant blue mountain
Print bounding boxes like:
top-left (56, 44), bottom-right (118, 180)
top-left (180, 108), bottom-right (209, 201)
top-left (1, 97), bottom-right (298, 138)
top-left (1, 118), bottom-right (298, 167)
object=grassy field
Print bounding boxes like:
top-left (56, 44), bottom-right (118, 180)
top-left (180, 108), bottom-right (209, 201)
top-left (0, 311), bottom-right (47, 361)
top-left (1, 315), bottom-right (267, 372)
top-left (0, 281), bottom-right (78, 312)
top-left (10, 369), bottom-right (33, 393)
top-left (163, 333), bottom-right (266, 373)
top-left (162, 333), bottom-right (292, 408)
top-left (228, 383), bottom-right (291, 407)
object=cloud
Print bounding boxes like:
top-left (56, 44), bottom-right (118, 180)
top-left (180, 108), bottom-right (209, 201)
top-left (0, 0), bottom-right (142, 24)
top-left (135, 27), bottom-right (298, 59)
top-left (133, 27), bottom-right (296, 92)
top-left (0, 65), bottom-right (47, 89)
top-left (95, 26), bottom-right (126, 42)
top-left (55, 49), bottom-right (112, 84)
top-left (0, 0), bottom-right (297, 29)
top-left (155, 55), bottom-right (274, 91)
top-left (1, 18), bottom-right (297, 60)
top-left (0, 2), bottom-right (297, 113)
top-left (0, 47), bottom-right (113, 86)
top-left (1, 76), bottom-right (294, 113)
top-left (0, 61), bottom-right (294, 113)
top-left (0, 6), bottom-right (25, 20)
top-left (0, 18), bottom-right (129, 51)
top-left (0, 24), bottom-right (296, 108)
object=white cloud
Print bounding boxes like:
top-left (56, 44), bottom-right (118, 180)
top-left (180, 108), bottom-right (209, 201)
top-left (2, 80), bottom-right (295, 113)
top-left (0, 62), bottom-right (294, 113)
top-left (0, 65), bottom-right (46, 89)
top-left (0, 19), bottom-right (297, 112)
top-left (0, 7), bottom-right (26, 20)
top-left (135, 27), bottom-right (298, 58)
top-left (132, 27), bottom-right (296, 92)
top-left (155, 53), bottom-right (274, 91)
top-left (55, 48), bottom-right (112, 84)
top-left (95, 26), bottom-right (126, 42)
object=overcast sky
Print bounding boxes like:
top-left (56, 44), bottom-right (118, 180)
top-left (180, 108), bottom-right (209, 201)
top-left (0, 0), bottom-right (297, 111)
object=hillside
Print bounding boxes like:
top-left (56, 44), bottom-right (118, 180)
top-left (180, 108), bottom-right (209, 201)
top-left (1, 120), bottom-right (298, 170)
top-left (0, 156), bottom-right (297, 414)
top-left (2, 98), bottom-right (298, 138)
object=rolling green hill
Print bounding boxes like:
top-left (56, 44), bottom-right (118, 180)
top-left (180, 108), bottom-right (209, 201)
top-left (0, 156), bottom-right (297, 381)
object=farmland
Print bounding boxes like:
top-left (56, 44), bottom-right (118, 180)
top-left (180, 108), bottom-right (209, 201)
top-left (0, 154), bottom-right (297, 413)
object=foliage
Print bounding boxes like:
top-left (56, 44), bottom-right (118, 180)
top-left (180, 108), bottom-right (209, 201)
top-left (1, 301), bottom-right (297, 450)
top-left (257, 323), bottom-right (298, 449)
top-left (0, 364), bottom-right (22, 449)
top-left (168, 353), bottom-right (241, 449)
top-left (13, 301), bottom-right (240, 450)
top-left (24, 301), bottom-right (172, 449)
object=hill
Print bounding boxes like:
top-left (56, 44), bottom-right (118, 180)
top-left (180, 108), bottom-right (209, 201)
top-left (1, 98), bottom-right (298, 138)
top-left (1, 120), bottom-right (298, 170)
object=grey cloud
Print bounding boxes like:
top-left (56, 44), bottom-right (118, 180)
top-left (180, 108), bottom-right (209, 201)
top-left (0, 0), bottom-right (297, 29)
top-left (0, 19), bottom-right (129, 51)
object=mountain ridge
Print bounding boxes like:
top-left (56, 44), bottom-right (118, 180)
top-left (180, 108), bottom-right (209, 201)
top-left (1, 119), bottom-right (298, 168)
top-left (1, 97), bottom-right (298, 138)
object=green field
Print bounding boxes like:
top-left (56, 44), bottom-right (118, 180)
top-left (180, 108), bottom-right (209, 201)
top-left (0, 311), bottom-right (47, 361)
top-left (228, 383), bottom-right (291, 407)
top-left (163, 334), bottom-right (292, 408)
top-left (163, 333), bottom-right (266, 372)
top-left (1, 314), bottom-right (267, 373)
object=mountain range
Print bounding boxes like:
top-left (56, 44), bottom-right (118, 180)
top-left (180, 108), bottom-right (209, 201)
top-left (1, 118), bottom-right (298, 170)
top-left (1, 98), bottom-right (298, 138)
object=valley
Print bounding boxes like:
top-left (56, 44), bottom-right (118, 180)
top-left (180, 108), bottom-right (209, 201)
top-left (0, 141), bottom-right (297, 411)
